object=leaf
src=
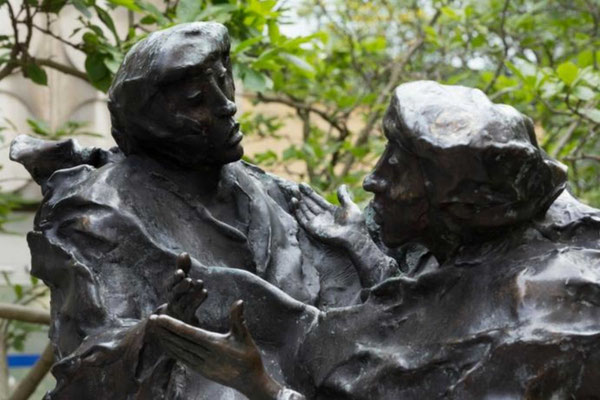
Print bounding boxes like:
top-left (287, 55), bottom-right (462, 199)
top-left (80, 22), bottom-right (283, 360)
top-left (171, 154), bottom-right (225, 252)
top-left (233, 37), bottom-right (263, 54)
top-left (236, 64), bottom-right (272, 92)
top-left (27, 119), bottom-right (50, 136)
top-left (85, 53), bottom-right (109, 81)
top-left (140, 15), bottom-right (156, 25)
top-left (41, 0), bottom-right (67, 13)
top-left (582, 108), bottom-right (600, 124)
top-left (71, 0), bottom-right (92, 18)
top-left (95, 6), bottom-right (118, 40)
top-left (578, 50), bottom-right (595, 67)
top-left (104, 56), bottom-right (121, 74)
top-left (196, 4), bottom-right (237, 22)
top-left (24, 63), bottom-right (48, 85)
top-left (556, 61), bottom-right (579, 85)
top-left (106, 0), bottom-right (141, 12)
top-left (243, 69), bottom-right (269, 92)
top-left (13, 284), bottom-right (23, 299)
top-left (176, 0), bottom-right (203, 23)
top-left (268, 20), bottom-right (280, 44)
top-left (282, 53), bottom-right (315, 76)
top-left (573, 85), bottom-right (595, 101)
top-left (85, 53), bottom-right (112, 91)
top-left (441, 6), bottom-right (459, 20)
top-left (137, 1), bottom-right (168, 24)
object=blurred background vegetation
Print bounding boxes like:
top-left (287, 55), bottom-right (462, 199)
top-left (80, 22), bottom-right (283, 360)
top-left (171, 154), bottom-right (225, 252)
top-left (0, 0), bottom-right (599, 398)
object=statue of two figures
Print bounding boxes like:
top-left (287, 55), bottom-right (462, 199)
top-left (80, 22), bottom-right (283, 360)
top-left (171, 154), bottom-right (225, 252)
top-left (10, 22), bottom-right (600, 399)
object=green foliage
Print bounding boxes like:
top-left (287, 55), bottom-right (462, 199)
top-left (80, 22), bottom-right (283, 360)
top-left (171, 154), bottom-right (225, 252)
top-left (239, 0), bottom-right (600, 205)
top-left (0, 273), bottom-right (48, 353)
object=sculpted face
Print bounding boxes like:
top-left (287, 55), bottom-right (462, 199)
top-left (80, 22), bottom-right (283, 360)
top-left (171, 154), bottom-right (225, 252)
top-left (364, 81), bottom-right (569, 255)
top-left (149, 51), bottom-right (243, 166)
top-left (363, 109), bottom-right (429, 247)
top-left (108, 22), bottom-right (244, 167)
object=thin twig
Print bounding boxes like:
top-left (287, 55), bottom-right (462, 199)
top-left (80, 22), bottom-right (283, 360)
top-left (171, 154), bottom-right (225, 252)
top-left (30, 24), bottom-right (82, 51)
top-left (338, 9), bottom-right (442, 179)
top-left (484, 0), bottom-right (511, 93)
top-left (255, 93), bottom-right (349, 137)
top-left (551, 119), bottom-right (580, 158)
top-left (564, 153), bottom-right (600, 163)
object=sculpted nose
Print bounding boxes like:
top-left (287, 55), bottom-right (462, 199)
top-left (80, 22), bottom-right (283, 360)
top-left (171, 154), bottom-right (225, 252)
top-left (363, 172), bottom-right (386, 193)
top-left (215, 99), bottom-right (237, 118)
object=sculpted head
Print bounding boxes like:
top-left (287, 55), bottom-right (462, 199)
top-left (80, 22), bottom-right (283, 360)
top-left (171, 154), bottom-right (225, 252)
top-left (108, 22), bottom-right (243, 167)
top-left (364, 81), bottom-right (567, 253)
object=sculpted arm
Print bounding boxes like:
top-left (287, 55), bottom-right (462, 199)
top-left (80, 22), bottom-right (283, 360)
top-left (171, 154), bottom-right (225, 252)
top-left (32, 199), bottom-right (314, 399)
top-left (165, 259), bottom-right (318, 400)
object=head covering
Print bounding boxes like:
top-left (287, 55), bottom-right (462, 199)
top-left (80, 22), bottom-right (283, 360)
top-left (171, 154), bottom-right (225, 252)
top-left (385, 80), bottom-right (567, 231)
top-left (107, 22), bottom-right (230, 154)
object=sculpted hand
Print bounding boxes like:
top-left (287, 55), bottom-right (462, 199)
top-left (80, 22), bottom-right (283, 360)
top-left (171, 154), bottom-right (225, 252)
top-left (293, 185), bottom-right (399, 287)
top-left (292, 183), bottom-right (367, 249)
top-left (150, 300), bottom-right (284, 400)
top-left (157, 253), bottom-right (207, 325)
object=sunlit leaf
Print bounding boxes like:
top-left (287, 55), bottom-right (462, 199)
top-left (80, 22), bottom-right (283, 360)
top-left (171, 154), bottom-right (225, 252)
top-left (556, 61), bottom-right (579, 85)
top-left (24, 63), bottom-right (48, 86)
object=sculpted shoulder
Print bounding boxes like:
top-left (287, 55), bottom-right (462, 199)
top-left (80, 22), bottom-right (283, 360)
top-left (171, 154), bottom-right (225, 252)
top-left (10, 135), bottom-right (124, 192)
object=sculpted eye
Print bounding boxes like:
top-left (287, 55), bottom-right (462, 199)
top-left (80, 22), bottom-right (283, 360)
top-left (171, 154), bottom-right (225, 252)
top-left (186, 89), bottom-right (203, 103)
top-left (217, 71), bottom-right (226, 86)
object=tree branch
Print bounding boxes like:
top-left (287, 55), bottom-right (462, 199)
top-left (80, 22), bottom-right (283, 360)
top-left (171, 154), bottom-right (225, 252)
top-left (564, 153), bottom-right (600, 163)
top-left (0, 303), bottom-right (50, 325)
top-left (338, 9), bottom-right (442, 178)
top-left (30, 24), bottom-right (83, 51)
top-left (255, 93), bottom-right (349, 137)
top-left (484, 0), bottom-right (511, 93)
top-left (551, 119), bottom-right (580, 158)
top-left (9, 342), bottom-right (53, 400)
top-left (33, 58), bottom-right (89, 82)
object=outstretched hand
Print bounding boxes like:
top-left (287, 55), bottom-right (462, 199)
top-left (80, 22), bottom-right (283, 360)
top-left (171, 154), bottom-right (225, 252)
top-left (292, 183), bottom-right (367, 248)
top-left (150, 300), bottom-right (282, 400)
top-left (157, 253), bottom-right (207, 325)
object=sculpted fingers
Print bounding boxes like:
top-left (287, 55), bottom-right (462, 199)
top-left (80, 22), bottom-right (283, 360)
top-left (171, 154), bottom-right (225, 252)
top-left (303, 194), bottom-right (327, 215)
top-left (337, 185), bottom-right (353, 208)
top-left (165, 269), bottom-right (186, 291)
top-left (229, 300), bottom-right (251, 342)
top-left (172, 277), bottom-right (193, 297)
top-left (291, 198), bottom-right (310, 228)
top-left (298, 201), bottom-right (316, 219)
top-left (337, 185), bottom-right (362, 217)
top-left (161, 336), bottom-right (207, 368)
top-left (299, 183), bottom-right (334, 211)
top-left (176, 252), bottom-right (192, 275)
top-left (151, 314), bottom-right (221, 344)
top-left (159, 329), bottom-right (212, 359)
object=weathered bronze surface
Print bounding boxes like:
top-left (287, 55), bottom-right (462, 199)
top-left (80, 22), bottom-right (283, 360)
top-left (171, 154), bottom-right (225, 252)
top-left (11, 22), bottom-right (600, 400)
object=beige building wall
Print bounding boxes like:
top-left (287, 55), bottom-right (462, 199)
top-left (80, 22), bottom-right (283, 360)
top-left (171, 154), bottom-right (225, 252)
top-left (0, 4), bottom-right (127, 283)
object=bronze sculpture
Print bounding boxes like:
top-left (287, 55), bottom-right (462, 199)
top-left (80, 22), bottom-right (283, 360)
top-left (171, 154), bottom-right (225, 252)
top-left (10, 22), bottom-right (393, 399)
top-left (10, 22), bottom-right (600, 399)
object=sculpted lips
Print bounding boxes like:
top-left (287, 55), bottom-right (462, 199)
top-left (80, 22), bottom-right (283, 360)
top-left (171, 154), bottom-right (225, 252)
top-left (226, 123), bottom-right (243, 147)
